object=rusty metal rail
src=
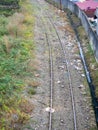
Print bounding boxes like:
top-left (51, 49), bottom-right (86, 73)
top-left (35, 1), bottom-right (54, 129)
top-left (45, 32), bottom-right (54, 130)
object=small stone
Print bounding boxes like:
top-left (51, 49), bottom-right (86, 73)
top-left (90, 110), bottom-right (94, 114)
top-left (70, 62), bottom-right (73, 65)
top-left (58, 10), bottom-right (61, 13)
top-left (67, 43), bottom-right (72, 47)
top-left (81, 92), bottom-right (86, 95)
top-left (86, 117), bottom-right (89, 120)
top-left (40, 37), bottom-right (44, 40)
top-left (12, 114), bottom-right (18, 121)
top-left (83, 99), bottom-right (87, 102)
top-left (61, 85), bottom-right (64, 88)
top-left (63, 60), bottom-right (66, 63)
top-left (90, 64), bottom-right (95, 70)
top-left (35, 74), bottom-right (40, 77)
top-left (60, 119), bottom-right (64, 123)
top-left (86, 107), bottom-right (89, 109)
top-left (84, 125), bottom-right (89, 129)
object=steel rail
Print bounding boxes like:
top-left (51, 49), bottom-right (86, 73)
top-left (35, 1), bottom-right (54, 129)
top-left (45, 33), bottom-right (53, 130)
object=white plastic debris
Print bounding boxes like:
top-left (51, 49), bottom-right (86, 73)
top-left (57, 80), bottom-right (61, 84)
top-left (78, 84), bottom-right (84, 88)
top-left (35, 73), bottom-right (40, 77)
top-left (81, 74), bottom-right (85, 77)
top-left (45, 107), bottom-right (55, 113)
top-left (74, 65), bottom-right (82, 71)
top-left (58, 65), bottom-right (64, 69)
top-left (76, 59), bottom-right (81, 63)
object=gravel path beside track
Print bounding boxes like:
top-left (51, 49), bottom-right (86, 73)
top-left (23, 0), bottom-right (97, 130)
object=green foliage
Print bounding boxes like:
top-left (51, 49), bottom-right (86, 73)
top-left (0, 16), bottom-right (8, 25)
top-left (0, 26), bottom-right (8, 35)
top-left (0, 0), bottom-right (19, 16)
top-left (0, 16), bottom-right (8, 35)
top-left (0, 0), bottom-right (35, 129)
top-left (28, 88), bottom-right (36, 95)
top-left (0, 0), bottom-right (19, 5)
top-left (0, 36), bottom-right (34, 94)
top-left (0, 9), bottom-right (15, 16)
top-left (89, 127), bottom-right (97, 130)
top-left (23, 125), bottom-right (35, 130)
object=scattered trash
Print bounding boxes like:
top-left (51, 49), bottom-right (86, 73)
top-left (45, 107), bottom-right (55, 113)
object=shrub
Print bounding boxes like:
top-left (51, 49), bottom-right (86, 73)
top-left (7, 13), bottom-right (25, 37)
top-left (0, 0), bottom-right (19, 5)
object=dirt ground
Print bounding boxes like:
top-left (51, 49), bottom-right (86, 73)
top-left (22, 0), bottom-right (97, 129)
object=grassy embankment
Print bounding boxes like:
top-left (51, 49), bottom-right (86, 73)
top-left (0, 0), bottom-right (38, 129)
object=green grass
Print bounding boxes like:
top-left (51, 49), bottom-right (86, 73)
top-left (0, 0), bottom-right (36, 129)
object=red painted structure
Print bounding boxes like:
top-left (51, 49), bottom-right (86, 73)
top-left (76, 0), bottom-right (98, 17)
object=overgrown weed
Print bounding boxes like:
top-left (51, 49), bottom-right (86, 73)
top-left (0, 0), bottom-right (36, 129)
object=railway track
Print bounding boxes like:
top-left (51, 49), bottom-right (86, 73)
top-left (33, 2), bottom-right (55, 129)
top-left (43, 20), bottom-right (54, 130)
top-left (35, 0), bottom-right (78, 129)
top-left (47, 11), bottom-right (77, 130)
top-left (30, 0), bottom-right (96, 129)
